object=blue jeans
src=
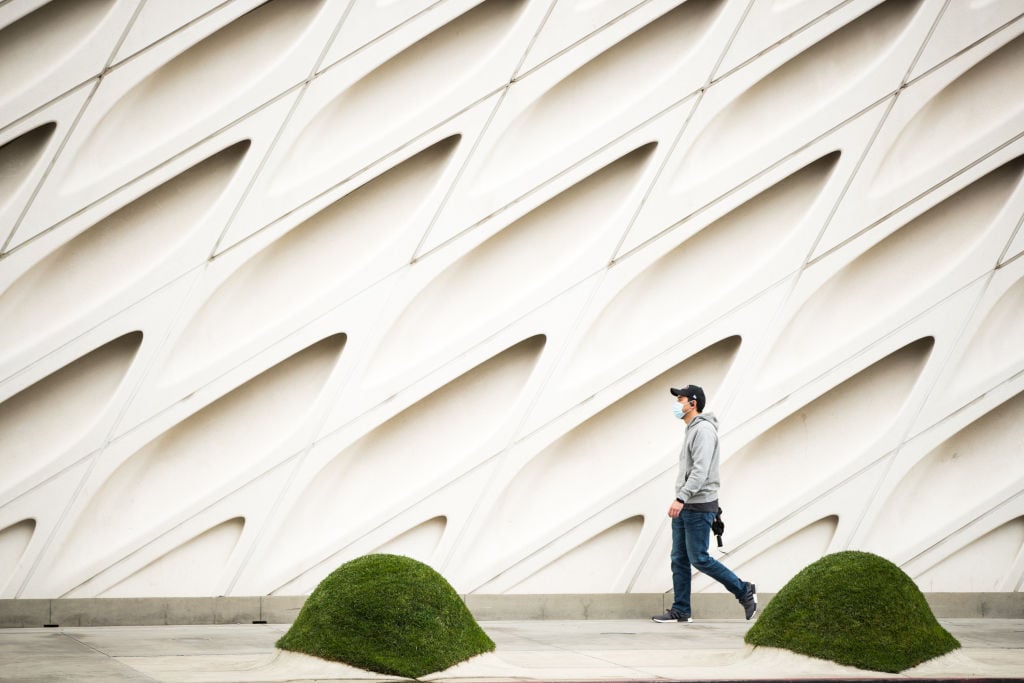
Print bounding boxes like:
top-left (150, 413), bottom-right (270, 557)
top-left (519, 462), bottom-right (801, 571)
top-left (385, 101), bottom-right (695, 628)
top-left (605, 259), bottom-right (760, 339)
top-left (671, 509), bottom-right (745, 615)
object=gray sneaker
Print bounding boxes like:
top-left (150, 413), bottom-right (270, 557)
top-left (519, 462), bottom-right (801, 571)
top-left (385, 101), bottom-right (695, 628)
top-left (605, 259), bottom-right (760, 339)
top-left (739, 582), bottom-right (757, 620)
top-left (652, 609), bottom-right (692, 623)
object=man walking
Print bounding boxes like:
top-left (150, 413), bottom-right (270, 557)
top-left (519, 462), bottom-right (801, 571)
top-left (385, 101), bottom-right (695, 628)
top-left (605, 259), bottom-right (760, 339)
top-left (652, 384), bottom-right (756, 623)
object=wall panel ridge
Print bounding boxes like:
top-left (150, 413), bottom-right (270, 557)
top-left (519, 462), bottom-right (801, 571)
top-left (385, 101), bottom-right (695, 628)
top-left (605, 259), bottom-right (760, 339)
top-left (0, 0), bottom-right (1021, 599)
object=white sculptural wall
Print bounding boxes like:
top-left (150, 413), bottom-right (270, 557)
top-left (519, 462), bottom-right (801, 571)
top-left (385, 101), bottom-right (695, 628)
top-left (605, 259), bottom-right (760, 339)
top-left (1, 0), bottom-right (1022, 600)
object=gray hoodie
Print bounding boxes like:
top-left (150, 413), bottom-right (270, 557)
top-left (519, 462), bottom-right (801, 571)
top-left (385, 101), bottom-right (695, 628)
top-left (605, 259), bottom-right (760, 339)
top-left (675, 413), bottom-right (720, 505)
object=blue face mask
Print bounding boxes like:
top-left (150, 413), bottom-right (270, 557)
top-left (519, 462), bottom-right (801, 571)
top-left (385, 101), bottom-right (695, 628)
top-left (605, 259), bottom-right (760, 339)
top-left (672, 403), bottom-right (685, 420)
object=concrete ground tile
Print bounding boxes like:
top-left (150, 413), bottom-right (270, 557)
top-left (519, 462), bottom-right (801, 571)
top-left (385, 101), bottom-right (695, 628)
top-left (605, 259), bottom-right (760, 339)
top-left (2, 618), bottom-right (1022, 682)
top-left (422, 650), bottom-right (660, 681)
top-left (484, 619), bottom-right (642, 645)
top-left (943, 617), bottom-right (1024, 647)
top-left (905, 647), bottom-right (1024, 678)
top-left (967, 647), bottom-right (1024, 666)
top-left (428, 652), bottom-right (650, 681)
top-left (497, 651), bottom-right (652, 680)
top-left (0, 632), bottom-right (152, 682)
top-left (494, 649), bottom-right (625, 667)
top-left (116, 653), bottom-right (277, 681)
top-left (483, 633), bottom-right (561, 651)
top-left (485, 619), bottom-right (753, 651)
top-left (644, 622), bottom-right (756, 649)
top-left (482, 666), bottom-right (649, 680)
top-left (482, 624), bottom-right (563, 651)
top-left (580, 647), bottom-right (747, 667)
top-left (631, 646), bottom-right (893, 681)
top-left (120, 650), bottom-right (399, 682)
top-left (424, 651), bottom-right (547, 679)
top-left (63, 623), bottom-right (284, 656)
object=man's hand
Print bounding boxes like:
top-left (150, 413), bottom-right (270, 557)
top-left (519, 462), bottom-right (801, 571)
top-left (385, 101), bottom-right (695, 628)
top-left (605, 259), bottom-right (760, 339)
top-left (668, 500), bottom-right (684, 518)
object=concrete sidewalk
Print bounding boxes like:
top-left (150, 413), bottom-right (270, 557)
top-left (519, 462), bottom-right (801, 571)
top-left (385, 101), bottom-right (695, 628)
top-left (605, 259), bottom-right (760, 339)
top-left (0, 619), bottom-right (1021, 682)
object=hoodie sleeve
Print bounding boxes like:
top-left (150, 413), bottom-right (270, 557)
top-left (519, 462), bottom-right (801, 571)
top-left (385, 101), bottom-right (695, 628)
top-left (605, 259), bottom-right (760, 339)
top-left (677, 424), bottom-right (713, 502)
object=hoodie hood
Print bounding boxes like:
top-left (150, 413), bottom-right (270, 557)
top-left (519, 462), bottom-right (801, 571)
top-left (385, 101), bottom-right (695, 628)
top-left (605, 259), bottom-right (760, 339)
top-left (688, 412), bottom-right (719, 430)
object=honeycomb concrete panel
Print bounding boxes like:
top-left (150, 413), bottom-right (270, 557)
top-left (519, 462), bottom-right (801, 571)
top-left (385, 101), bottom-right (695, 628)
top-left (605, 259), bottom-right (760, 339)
top-left (0, 0), bottom-right (1022, 603)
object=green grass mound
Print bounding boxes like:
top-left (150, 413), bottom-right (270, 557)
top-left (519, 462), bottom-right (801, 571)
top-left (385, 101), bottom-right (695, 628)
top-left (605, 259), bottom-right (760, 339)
top-left (276, 554), bottom-right (494, 678)
top-left (745, 551), bottom-right (959, 673)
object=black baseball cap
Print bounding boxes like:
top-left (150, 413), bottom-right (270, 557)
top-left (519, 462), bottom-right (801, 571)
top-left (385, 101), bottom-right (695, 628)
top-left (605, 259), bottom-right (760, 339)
top-left (670, 384), bottom-right (705, 410)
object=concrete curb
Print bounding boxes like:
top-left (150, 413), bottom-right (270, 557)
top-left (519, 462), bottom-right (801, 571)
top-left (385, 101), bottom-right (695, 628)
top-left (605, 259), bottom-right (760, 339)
top-left (0, 592), bottom-right (1020, 627)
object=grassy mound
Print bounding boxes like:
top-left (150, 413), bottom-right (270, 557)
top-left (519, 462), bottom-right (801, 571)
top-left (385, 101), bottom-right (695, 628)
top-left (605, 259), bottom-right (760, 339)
top-left (745, 551), bottom-right (959, 673)
top-left (276, 554), bottom-right (494, 678)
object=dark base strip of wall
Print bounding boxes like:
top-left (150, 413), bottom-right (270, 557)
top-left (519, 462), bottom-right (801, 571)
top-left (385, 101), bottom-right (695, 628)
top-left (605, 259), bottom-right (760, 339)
top-left (0, 593), bottom-right (1021, 628)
